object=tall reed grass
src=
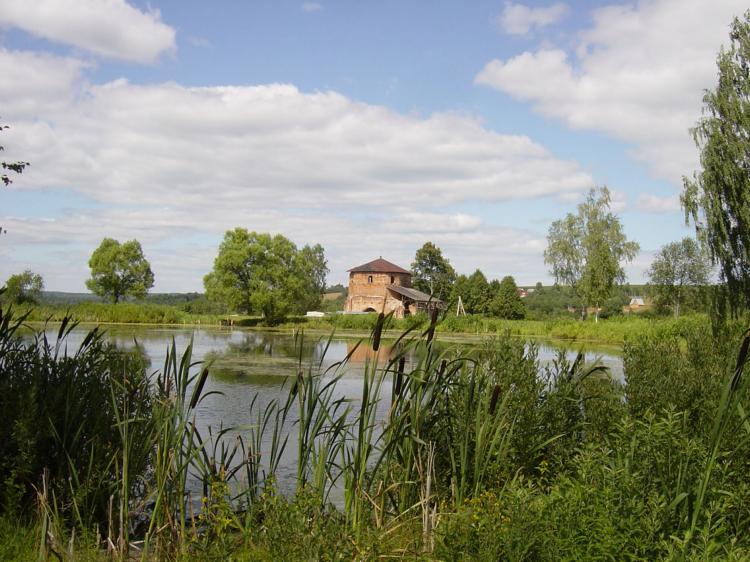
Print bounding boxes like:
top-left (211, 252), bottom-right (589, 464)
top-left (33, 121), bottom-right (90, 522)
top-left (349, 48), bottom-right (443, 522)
top-left (1, 304), bottom-right (749, 560)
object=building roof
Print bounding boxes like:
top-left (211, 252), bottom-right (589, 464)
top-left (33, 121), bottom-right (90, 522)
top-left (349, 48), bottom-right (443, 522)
top-left (387, 284), bottom-right (443, 304)
top-left (348, 257), bottom-right (410, 274)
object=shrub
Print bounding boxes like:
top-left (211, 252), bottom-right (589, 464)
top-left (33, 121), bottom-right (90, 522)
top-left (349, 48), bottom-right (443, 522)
top-left (0, 310), bottom-right (153, 528)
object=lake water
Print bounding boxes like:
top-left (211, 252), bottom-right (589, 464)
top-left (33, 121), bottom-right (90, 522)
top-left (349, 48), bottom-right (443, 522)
top-left (36, 324), bottom-right (624, 497)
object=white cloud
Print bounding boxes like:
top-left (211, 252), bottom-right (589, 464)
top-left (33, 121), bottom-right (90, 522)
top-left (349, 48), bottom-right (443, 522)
top-left (0, 208), bottom-right (550, 290)
top-left (0, 49), bottom-right (595, 291)
top-left (0, 49), bottom-right (89, 120)
top-left (636, 193), bottom-right (681, 213)
top-left (476, 0), bottom-right (747, 183)
top-left (188, 37), bottom-right (212, 49)
top-left (6, 58), bottom-right (592, 208)
top-left (609, 189), bottom-right (627, 212)
top-left (0, 0), bottom-right (176, 63)
top-left (302, 2), bottom-right (323, 13)
top-left (496, 2), bottom-right (569, 35)
top-left (382, 212), bottom-right (482, 233)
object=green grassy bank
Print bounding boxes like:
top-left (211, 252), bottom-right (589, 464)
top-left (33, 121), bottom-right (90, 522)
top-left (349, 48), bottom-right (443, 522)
top-left (17, 301), bottom-right (705, 345)
top-left (295, 311), bottom-right (707, 345)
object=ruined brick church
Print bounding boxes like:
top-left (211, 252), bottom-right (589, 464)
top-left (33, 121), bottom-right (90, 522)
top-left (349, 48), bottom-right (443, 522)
top-left (344, 257), bottom-right (443, 318)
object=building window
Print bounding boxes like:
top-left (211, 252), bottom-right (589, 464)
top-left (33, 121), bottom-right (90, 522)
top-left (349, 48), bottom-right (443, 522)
top-left (368, 275), bottom-right (373, 283)
top-left (390, 276), bottom-right (395, 284)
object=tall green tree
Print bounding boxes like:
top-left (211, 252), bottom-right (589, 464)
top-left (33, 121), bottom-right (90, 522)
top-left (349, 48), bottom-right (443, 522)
top-left (410, 242), bottom-right (457, 299)
top-left (463, 269), bottom-right (492, 314)
top-left (2, 270), bottom-right (43, 304)
top-left (682, 11), bottom-right (750, 312)
top-left (204, 229), bottom-right (328, 323)
top-left (297, 243), bottom-right (329, 311)
top-left (647, 238), bottom-right (711, 317)
top-left (544, 187), bottom-right (639, 321)
top-left (489, 275), bottom-right (526, 319)
top-left (86, 238), bottom-right (154, 303)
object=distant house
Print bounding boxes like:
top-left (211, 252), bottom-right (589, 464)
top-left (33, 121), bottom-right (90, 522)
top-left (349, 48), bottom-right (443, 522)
top-left (624, 296), bottom-right (647, 314)
top-left (517, 288), bottom-right (528, 298)
top-left (344, 257), bottom-right (444, 318)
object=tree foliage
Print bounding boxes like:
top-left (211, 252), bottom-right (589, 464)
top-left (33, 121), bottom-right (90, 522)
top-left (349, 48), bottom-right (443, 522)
top-left (2, 270), bottom-right (43, 304)
top-left (410, 241), bottom-right (456, 299)
top-left (489, 276), bottom-right (526, 319)
top-left (1, 122), bottom-right (29, 187)
top-left (682, 11), bottom-right (750, 312)
top-left (544, 187), bottom-right (639, 320)
top-left (204, 229), bottom-right (328, 323)
top-left (524, 282), bottom-right (577, 318)
top-left (647, 238), bottom-right (710, 317)
top-left (452, 269), bottom-right (493, 314)
top-left (86, 238), bottom-right (154, 303)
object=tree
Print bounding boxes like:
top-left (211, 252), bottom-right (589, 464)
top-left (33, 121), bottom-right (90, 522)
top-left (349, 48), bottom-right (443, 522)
top-left (544, 187), bottom-right (639, 321)
top-left (86, 238), bottom-right (154, 303)
top-left (2, 270), bottom-right (43, 304)
top-left (297, 243), bottom-right (329, 311)
top-left (1, 122), bottom-right (29, 187)
top-left (489, 275), bottom-right (526, 319)
top-left (449, 270), bottom-right (491, 314)
top-left (204, 229), bottom-right (328, 323)
top-left (682, 11), bottom-right (750, 312)
top-left (411, 242), bottom-right (457, 299)
top-left (647, 238), bottom-right (711, 317)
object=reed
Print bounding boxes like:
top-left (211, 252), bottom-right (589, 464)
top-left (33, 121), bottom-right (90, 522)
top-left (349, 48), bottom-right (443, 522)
top-left (3, 304), bottom-right (750, 558)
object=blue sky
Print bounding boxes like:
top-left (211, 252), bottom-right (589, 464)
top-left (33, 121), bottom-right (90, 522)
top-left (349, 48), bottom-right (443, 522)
top-left (0, 0), bottom-right (743, 291)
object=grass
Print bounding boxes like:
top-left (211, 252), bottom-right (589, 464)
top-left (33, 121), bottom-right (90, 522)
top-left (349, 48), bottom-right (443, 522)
top-left (1, 304), bottom-right (749, 560)
top-left (14, 299), bottom-right (707, 346)
top-left (295, 310), bottom-right (707, 345)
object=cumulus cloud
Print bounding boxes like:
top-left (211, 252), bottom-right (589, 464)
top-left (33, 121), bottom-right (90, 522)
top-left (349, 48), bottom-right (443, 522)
top-left (636, 193), bottom-right (681, 213)
top-left (6, 51), bottom-right (592, 209)
top-left (0, 208), bottom-right (549, 290)
top-left (0, 49), bottom-right (89, 119)
top-left (0, 48), bottom-right (595, 290)
top-left (476, 0), bottom-right (747, 183)
top-left (0, 0), bottom-right (176, 63)
top-left (496, 2), bottom-right (569, 35)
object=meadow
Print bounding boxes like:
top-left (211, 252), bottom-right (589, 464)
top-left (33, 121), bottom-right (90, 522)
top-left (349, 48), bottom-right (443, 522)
top-left (0, 304), bottom-right (748, 560)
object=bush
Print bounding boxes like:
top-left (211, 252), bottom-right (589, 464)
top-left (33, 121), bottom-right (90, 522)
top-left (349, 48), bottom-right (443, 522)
top-left (0, 310), bottom-right (153, 528)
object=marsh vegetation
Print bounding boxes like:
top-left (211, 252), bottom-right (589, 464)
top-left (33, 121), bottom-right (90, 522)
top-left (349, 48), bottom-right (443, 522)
top-left (1, 305), bottom-right (749, 560)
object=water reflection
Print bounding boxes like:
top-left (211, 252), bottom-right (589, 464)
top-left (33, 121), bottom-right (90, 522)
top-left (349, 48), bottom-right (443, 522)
top-left (34, 324), bottom-right (624, 497)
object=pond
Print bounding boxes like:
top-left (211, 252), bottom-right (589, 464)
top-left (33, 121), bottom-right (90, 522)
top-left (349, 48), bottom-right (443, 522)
top-left (37, 324), bottom-right (624, 498)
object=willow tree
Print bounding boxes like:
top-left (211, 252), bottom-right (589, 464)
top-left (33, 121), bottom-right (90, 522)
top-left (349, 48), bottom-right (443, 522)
top-left (682, 11), bottom-right (750, 313)
top-left (86, 238), bottom-right (154, 303)
top-left (204, 229), bottom-right (328, 323)
top-left (545, 187), bottom-right (639, 321)
top-left (647, 237), bottom-right (710, 317)
top-left (410, 241), bottom-right (456, 298)
top-left (2, 270), bottom-right (44, 304)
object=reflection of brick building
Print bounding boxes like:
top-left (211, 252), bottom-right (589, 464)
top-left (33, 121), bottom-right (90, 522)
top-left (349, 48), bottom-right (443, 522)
top-left (344, 257), bottom-right (443, 318)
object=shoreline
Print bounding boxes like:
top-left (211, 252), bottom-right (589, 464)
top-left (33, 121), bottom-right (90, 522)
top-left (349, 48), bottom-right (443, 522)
top-left (25, 319), bottom-right (626, 354)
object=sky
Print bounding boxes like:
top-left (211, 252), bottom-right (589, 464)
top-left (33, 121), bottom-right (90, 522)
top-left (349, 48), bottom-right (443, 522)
top-left (0, 0), bottom-right (744, 292)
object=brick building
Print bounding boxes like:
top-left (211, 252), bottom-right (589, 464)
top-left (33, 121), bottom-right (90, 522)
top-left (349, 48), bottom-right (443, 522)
top-left (344, 257), bottom-right (443, 318)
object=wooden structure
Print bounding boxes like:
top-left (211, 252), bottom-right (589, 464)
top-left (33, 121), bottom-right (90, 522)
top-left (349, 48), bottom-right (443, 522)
top-left (344, 257), bottom-right (443, 319)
